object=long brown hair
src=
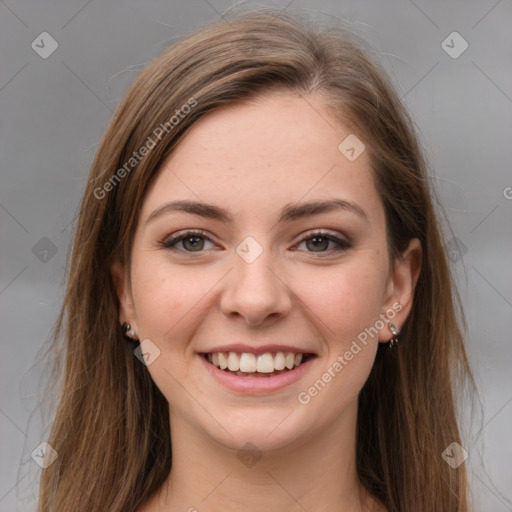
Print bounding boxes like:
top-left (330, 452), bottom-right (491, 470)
top-left (38, 9), bottom-right (474, 511)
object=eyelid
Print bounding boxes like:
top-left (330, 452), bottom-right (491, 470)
top-left (295, 228), bottom-right (349, 243)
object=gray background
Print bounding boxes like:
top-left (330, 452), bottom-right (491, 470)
top-left (1, 0), bottom-right (511, 510)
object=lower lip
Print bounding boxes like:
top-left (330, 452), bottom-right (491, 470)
top-left (199, 354), bottom-right (316, 394)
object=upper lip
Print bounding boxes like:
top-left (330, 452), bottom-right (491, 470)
top-left (199, 344), bottom-right (316, 355)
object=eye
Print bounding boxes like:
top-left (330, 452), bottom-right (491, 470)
top-left (161, 229), bottom-right (351, 256)
top-left (294, 230), bottom-right (351, 255)
top-left (161, 230), bottom-right (216, 253)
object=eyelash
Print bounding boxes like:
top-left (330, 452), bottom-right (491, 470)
top-left (160, 229), bottom-right (352, 256)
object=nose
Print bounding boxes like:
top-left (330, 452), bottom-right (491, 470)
top-left (220, 244), bottom-right (293, 327)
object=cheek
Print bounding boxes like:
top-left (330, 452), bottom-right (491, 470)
top-left (130, 256), bottom-right (214, 341)
top-left (129, 258), bottom-right (212, 399)
top-left (298, 258), bottom-right (388, 350)
top-left (290, 262), bottom-right (387, 431)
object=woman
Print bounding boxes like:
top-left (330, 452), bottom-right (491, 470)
top-left (38, 9), bottom-right (474, 512)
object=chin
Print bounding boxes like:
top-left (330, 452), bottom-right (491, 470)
top-left (200, 405), bottom-right (318, 454)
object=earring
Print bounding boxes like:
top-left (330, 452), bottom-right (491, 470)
top-left (388, 323), bottom-right (399, 347)
top-left (121, 322), bottom-right (137, 340)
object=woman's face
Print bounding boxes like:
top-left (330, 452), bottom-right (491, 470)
top-left (114, 91), bottom-right (419, 452)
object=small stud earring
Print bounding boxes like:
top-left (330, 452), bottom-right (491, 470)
top-left (121, 322), bottom-right (137, 341)
top-left (388, 323), bottom-right (399, 347)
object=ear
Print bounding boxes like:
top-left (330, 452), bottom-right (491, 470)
top-left (111, 260), bottom-right (138, 334)
top-left (378, 238), bottom-right (422, 342)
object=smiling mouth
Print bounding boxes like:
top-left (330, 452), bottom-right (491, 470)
top-left (202, 351), bottom-right (316, 377)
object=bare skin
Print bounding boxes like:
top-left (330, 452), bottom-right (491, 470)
top-left (113, 91), bottom-right (421, 512)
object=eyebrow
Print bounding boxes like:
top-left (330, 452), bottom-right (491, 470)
top-left (145, 198), bottom-right (368, 226)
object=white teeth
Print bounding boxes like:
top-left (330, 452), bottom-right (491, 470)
top-left (274, 352), bottom-right (286, 370)
top-left (206, 350), bottom-right (308, 374)
top-left (256, 353), bottom-right (274, 373)
top-left (239, 353), bottom-right (257, 372)
top-left (227, 352), bottom-right (240, 371)
top-left (218, 352), bottom-right (228, 370)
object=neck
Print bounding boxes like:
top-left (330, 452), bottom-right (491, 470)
top-left (144, 400), bottom-right (381, 512)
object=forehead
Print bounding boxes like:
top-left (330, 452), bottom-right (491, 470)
top-left (140, 92), bottom-right (382, 227)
